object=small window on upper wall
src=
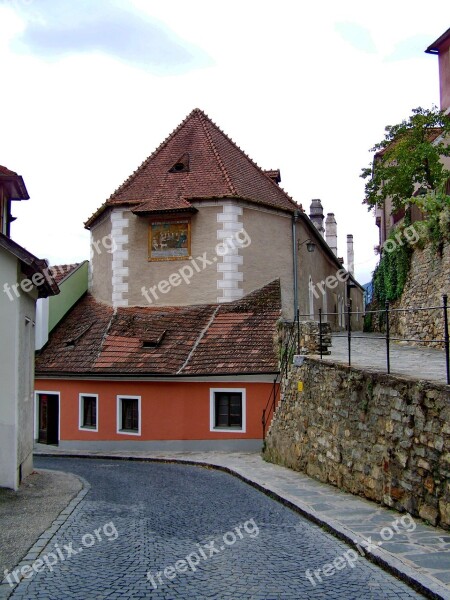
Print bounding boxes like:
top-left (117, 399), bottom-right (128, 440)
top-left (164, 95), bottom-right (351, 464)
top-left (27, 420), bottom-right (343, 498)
top-left (79, 394), bottom-right (98, 431)
top-left (148, 219), bottom-right (191, 261)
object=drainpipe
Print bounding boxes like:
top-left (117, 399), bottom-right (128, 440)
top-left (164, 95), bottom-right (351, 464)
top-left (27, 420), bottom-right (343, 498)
top-left (292, 211), bottom-right (300, 317)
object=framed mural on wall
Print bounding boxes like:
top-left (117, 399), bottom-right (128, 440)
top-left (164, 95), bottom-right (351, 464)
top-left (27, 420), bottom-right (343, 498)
top-left (148, 219), bottom-right (191, 261)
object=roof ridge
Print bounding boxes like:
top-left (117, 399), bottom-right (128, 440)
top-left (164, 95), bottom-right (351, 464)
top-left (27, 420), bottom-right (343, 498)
top-left (107, 109), bottom-right (202, 202)
top-left (177, 305), bottom-right (220, 374)
top-left (198, 110), bottom-right (299, 210)
top-left (84, 110), bottom-right (204, 228)
top-left (196, 110), bottom-right (237, 195)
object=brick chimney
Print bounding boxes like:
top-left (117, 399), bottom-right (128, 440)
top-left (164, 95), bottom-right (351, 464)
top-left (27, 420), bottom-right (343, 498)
top-left (325, 213), bottom-right (337, 256)
top-left (309, 199), bottom-right (325, 237)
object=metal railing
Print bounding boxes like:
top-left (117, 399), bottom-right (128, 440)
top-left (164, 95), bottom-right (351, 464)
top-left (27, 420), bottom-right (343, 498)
top-left (262, 295), bottom-right (449, 442)
top-left (311, 294), bottom-right (449, 385)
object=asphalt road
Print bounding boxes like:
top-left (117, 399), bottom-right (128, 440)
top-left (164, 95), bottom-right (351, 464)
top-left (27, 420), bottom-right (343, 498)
top-left (9, 457), bottom-right (425, 599)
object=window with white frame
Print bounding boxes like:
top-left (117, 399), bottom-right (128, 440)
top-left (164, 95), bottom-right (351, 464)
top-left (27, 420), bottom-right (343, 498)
top-left (210, 388), bottom-right (246, 432)
top-left (79, 394), bottom-right (98, 431)
top-left (117, 396), bottom-right (141, 436)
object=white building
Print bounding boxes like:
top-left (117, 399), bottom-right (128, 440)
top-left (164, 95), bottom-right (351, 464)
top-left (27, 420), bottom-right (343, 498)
top-left (0, 166), bottom-right (58, 490)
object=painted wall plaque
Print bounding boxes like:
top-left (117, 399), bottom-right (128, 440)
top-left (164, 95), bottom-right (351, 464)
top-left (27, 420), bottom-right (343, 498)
top-left (149, 219), bottom-right (190, 261)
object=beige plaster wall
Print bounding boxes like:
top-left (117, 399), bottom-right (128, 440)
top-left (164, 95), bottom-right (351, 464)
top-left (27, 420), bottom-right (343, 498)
top-left (127, 206), bottom-right (221, 306)
top-left (241, 207), bottom-right (294, 318)
top-left (90, 212), bottom-right (113, 305)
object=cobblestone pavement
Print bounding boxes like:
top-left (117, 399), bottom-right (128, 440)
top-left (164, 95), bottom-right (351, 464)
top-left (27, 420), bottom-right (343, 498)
top-left (322, 333), bottom-right (449, 385)
top-left (7, 457), bottom-right (426, 599)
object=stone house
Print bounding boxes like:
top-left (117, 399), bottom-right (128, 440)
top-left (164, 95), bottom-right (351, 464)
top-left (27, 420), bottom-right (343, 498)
top-left (34, 109), bottom-right (364, 451)
top-left (375, 28), bottom-right (450, 246)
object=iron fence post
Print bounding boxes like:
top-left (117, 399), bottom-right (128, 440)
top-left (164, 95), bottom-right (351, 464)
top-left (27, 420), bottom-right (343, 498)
top-left (443, 294), bottom-right (449, 385)
top-left (385, 301), bottom-right (391, 374)
top-left (347, 303), bottom-right (351, 366)
top-left (319, 308), bottom-right (323, 360)
top-left (297, 308), bottom-right (300, 354)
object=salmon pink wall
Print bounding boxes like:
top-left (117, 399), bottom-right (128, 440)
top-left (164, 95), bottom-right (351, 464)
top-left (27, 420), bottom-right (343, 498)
top-left (35, 379), bottom-right (272, 441)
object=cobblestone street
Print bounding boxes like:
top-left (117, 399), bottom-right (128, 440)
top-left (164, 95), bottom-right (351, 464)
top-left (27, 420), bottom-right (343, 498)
top-left (8, 457), bottom-right (425, 599)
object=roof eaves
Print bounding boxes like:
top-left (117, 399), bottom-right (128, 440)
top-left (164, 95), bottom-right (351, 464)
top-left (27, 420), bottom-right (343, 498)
top-left (425, 28), bottom-right (450, 54)
top-left (0, 233), bottom-right (59, 297)
top-left (0, 171), bottom-right (29, 200)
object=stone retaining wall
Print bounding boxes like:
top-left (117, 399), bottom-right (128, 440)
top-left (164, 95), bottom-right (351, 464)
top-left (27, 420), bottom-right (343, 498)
top-left (264, 358), bottom-right (450, 528)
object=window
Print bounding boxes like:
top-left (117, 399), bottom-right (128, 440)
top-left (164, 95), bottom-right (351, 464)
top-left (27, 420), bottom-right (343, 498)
top-left (117, 396), bottom-right (141, 436)
top-left (210, 388), bottom-right (246, 432)
top-left (79, 394), bottom-right (98, 431)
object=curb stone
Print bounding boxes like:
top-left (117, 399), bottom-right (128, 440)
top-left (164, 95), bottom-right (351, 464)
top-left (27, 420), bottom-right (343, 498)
top-left (0, 469), bottom-right (90, 600)
top-left (33, 452), bottom-right (450, 600)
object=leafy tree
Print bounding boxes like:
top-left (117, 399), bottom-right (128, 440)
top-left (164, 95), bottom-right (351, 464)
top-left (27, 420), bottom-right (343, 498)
top-left (361, 106), bottom-right (450, 215)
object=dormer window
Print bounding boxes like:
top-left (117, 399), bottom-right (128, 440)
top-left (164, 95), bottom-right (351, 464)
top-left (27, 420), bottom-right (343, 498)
top-left (142, 331), bottom-right (166, 348)
top-left (169, 153), bottom-right (190, 173)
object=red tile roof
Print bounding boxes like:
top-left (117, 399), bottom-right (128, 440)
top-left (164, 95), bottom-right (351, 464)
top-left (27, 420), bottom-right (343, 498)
top-left (85, 109), bottom-right (300, 228)
top-left (49, 263), bottom-right (82, 285)
top-left (35, 280), bottom-right (281, 376)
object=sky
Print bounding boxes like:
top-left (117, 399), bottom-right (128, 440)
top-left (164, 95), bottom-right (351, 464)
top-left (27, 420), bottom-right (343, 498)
top-left (1, 0), bottom-right (449, 284)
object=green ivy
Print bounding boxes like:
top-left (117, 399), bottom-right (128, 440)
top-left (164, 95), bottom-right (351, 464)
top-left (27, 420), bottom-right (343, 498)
top-left (373, 229), bottom-right (413, 304)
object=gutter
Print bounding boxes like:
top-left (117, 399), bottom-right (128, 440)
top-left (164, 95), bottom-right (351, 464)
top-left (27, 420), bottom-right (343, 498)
top-left (292, 210), bottom-right (300, 316)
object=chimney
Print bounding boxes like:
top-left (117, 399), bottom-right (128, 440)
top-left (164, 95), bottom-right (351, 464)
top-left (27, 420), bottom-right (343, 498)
top-left (347, 234), bottom-right (354, 276)
top-left (309, 199), bottom-right (325, 237)
top-left (325, 213), bottom-right (337, 256)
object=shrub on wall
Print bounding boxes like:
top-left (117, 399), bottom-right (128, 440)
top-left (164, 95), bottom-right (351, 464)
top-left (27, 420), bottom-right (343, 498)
top-left (373, 229), bottom-right (412, 305)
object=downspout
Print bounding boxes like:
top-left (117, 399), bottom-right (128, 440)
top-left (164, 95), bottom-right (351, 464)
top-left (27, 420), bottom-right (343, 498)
top-left (292, 211), bottom-right (300, 317)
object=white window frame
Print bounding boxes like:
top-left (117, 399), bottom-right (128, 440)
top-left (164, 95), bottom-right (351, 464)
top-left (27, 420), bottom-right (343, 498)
top-left (116, 395), bottom-right (141, 436)
top-left (210, 388), bottom-right (246, 433)
top-left (78, 393), bottom-right (99, 432)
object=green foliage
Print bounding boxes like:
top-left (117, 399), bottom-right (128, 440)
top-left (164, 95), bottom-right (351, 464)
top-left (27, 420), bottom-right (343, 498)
top-left (373, 228), bottom-right (412, 304)
top-left (361, 106), bottom-right (450, 214)
top-left (410, 190), bottom-right (450, 251)
top-left (363, 312), bottom-right (373, 332)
